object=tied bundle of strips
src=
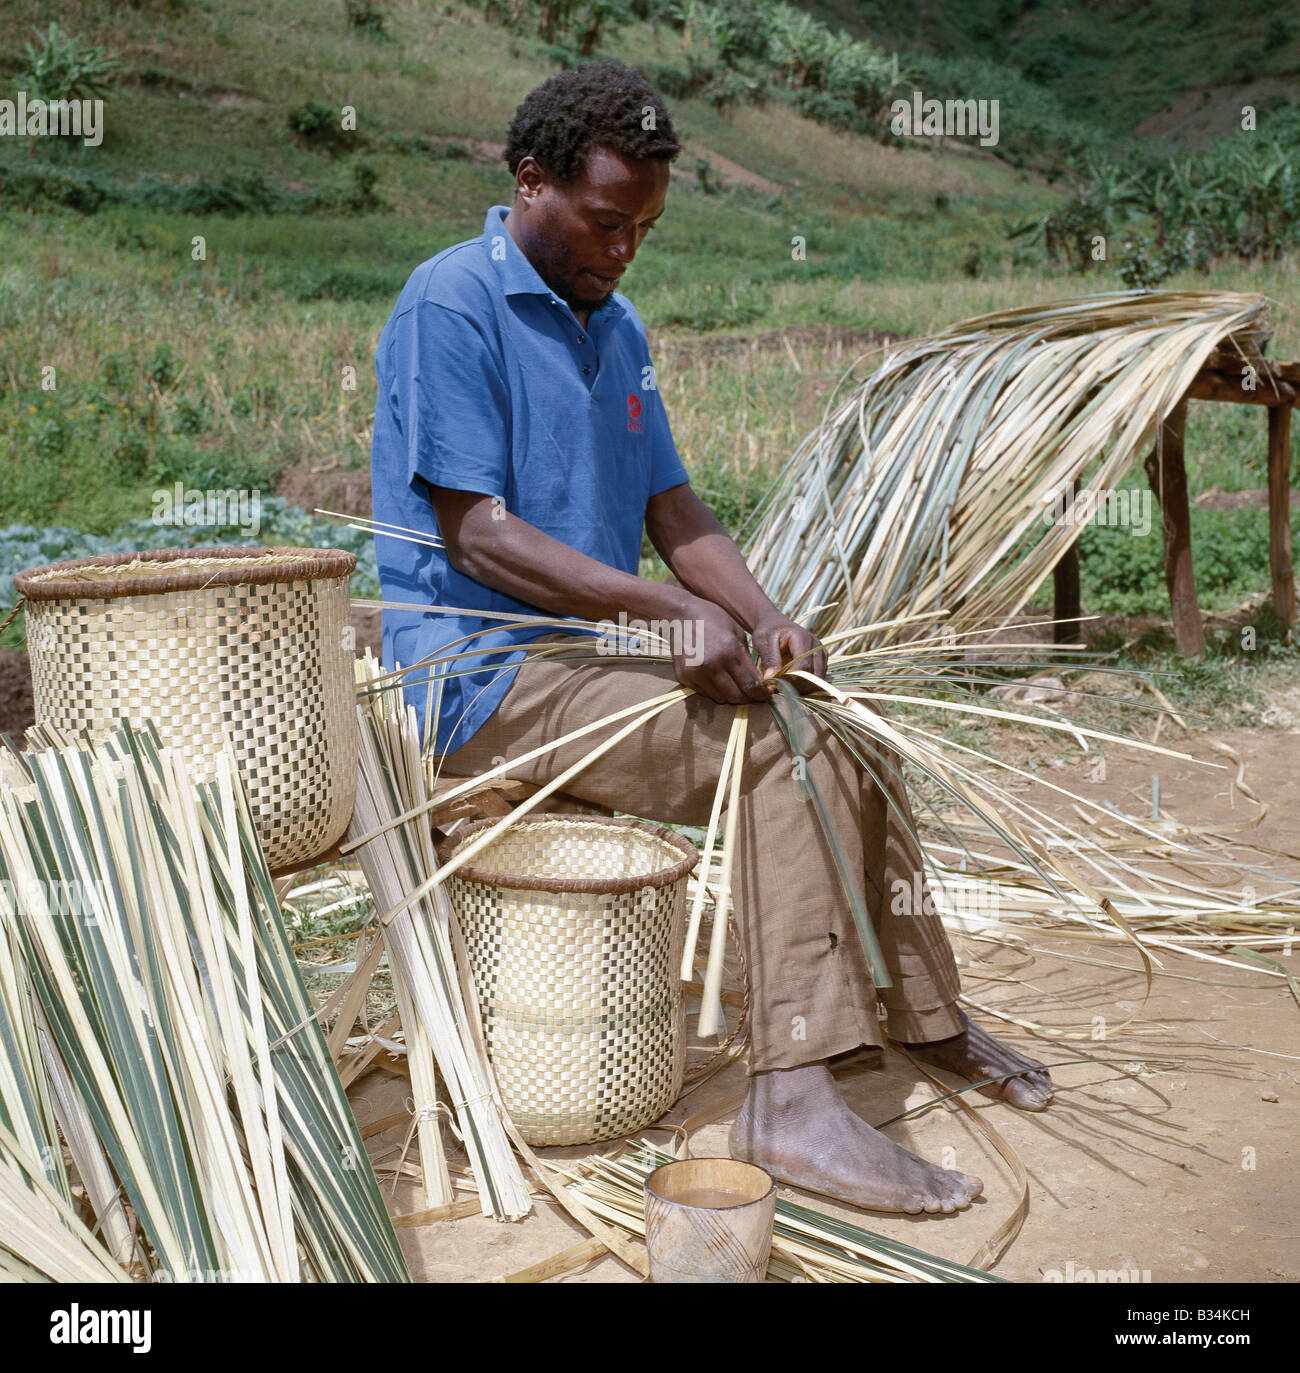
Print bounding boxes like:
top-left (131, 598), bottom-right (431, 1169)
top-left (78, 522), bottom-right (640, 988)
top-left (742, 290), bottom-right (1272, 644)
top-left (0, 723), bottom-right (409, 1283)
top-left (566, 1143), bottom-right (1004, 1283)
top-left (347, 654), bottom-right (531, 1222)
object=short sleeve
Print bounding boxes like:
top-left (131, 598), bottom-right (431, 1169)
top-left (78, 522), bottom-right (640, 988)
top-left (385, 299), bottom-right (510, 499)
top-left (645, 386), bottom-right (690, 496)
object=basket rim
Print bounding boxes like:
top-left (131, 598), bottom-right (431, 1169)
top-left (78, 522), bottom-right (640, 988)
top-left (13, 545), bottom-right (356, 601)
top-left (436, 814), bottom-right (699, 895)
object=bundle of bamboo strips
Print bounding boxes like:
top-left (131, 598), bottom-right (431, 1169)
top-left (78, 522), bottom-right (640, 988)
top-left (0, 888), bottom-right (130, 1282)
top-left (348, 653), bottom-right (531, 1221)
top-left (0, 723), bottom-right (409, 1283)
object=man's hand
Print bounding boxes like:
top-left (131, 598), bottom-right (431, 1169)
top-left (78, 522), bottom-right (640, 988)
top-left (674, 598), bottom-right (774, 706)
top-left (751, 610), bottom-right (827, 695)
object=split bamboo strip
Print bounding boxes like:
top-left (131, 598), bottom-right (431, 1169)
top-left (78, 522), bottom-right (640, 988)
top-left (698, 707), bottom-right (748, 1038)
top-left (350, 656), bottom-right (531, 1221)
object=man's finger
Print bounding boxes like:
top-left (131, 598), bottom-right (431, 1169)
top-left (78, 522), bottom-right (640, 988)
top-left (723, 658), bottom-right (774, 702)
top-left (754, 637), bottom-right (783, 676)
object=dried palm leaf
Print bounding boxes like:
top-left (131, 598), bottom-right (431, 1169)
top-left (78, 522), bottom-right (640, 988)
top-left (742, 290), bottom-right (1272, 645)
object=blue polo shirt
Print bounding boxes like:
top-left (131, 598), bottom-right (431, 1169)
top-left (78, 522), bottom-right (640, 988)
top-left (371, 204), bottom-right (691, 754)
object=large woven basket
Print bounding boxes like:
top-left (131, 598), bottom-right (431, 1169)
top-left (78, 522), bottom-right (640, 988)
top-left (437, 815), bottom-right (698, 1147)
top-left (14, 545), bottom-right (358, 869)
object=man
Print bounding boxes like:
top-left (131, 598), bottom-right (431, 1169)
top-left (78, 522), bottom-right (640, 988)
top-left (371, 61), bottom-right (1052, 1215)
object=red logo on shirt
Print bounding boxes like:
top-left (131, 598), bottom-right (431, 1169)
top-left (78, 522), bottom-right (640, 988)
top-left (626, 392), bottom-right (643, 433)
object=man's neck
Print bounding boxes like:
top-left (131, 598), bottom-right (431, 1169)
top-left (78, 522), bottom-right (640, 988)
top-left (503, 205), bottom-right (591, 330)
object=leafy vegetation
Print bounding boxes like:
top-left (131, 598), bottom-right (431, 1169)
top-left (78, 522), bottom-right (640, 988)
top-left (19, 21), bottom-right (121, 101)
top-left (1077, 505), bottom-right (1300, 617)
top-left (1010, 103), bottom-right (1300, 285)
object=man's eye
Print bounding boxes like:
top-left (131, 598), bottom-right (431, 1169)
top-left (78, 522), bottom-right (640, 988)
top-left (598, 220), bottom-right (621, 231)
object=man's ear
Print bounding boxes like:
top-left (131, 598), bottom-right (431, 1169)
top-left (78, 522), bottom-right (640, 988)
top-left (514, 155), bottom-right (546, 206)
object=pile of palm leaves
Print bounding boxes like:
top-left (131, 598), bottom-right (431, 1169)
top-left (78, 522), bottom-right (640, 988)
top-left (0, 722), bottom-right (408, 1283)
top-left (741, 289), bottom-right (1272, 644)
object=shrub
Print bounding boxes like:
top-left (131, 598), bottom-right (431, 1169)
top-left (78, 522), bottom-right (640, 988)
top-left (288, 100), bottom-right (357, 154)
top-left (344, 0), bottom-right (389, 37)
top-left (20, 22), bottom-right (120, 102)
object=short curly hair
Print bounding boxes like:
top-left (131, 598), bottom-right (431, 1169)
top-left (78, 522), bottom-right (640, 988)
top-left (503, 60), bottom-right (681, 183)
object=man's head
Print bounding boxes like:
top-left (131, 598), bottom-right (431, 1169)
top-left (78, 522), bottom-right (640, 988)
top-left (503, 61), bottom-right (680, 313)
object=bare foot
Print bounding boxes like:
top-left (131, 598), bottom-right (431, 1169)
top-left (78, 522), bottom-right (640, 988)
top-left (729, 1062), bottom-right (983, 1215)
top-left (900, 1011), bottom-right (1054, 1111)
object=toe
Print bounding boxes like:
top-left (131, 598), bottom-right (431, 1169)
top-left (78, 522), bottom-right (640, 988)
top-left (936, 1169), bottom-right (971, 1206)
top-left (1003, 1075), bottom-right (1052, 1111)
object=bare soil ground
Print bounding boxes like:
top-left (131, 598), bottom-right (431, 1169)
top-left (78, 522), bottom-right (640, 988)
top-left (351, 720), bottom-right (1300, 1284)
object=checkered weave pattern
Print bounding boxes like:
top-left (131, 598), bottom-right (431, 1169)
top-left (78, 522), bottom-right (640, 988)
top-left (17, 548), bottom-right (357, 869)
top-left (441, 817), bottom-right (695, 1146)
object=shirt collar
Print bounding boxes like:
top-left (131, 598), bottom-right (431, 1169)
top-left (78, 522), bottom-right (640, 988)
top-left (482, 204), bottom-right (625, 321)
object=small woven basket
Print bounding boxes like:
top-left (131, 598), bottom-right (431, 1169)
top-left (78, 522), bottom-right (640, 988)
top-left (14, 545), bottom-right (358, 869)
top-left (437, 814), bottom-right (698, 1147)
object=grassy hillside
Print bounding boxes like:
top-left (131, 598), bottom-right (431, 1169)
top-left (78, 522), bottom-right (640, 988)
top-left (0, 0), bottom-right (1059, 534)
top-left (805, 0), bottom-right (1300, 142)
top-left (0, 0), bottom-right (1297, 676)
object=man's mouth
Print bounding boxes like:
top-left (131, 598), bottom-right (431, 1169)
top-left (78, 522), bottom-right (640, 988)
top-left (585, 270), bottom-right (622, 291)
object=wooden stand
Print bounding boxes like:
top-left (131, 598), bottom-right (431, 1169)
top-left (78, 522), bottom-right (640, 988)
top-left (1143, 400), bottom-right (1204, 659)
top-left (1054, 351), bottom-right (1297, 656)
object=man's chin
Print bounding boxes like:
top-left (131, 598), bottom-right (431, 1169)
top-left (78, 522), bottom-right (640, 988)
top-left (556, 278), bottom-right (615, 312)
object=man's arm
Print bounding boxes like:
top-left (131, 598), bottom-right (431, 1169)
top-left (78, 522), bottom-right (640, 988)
top-left (645, 482), bottom-right (827, 686)
top-left (428, 485), bottom-right (776, 705)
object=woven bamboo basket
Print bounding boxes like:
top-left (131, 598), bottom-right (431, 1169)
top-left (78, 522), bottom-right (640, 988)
top-left (437, 815), bottom-right (698, 1147)
top-left (14, 545), bottom-right (358, 869)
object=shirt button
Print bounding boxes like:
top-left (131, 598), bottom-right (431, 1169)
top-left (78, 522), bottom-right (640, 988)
top-left (582, 365), bottom-right (591, 375)
top-left (577, 334), bottom-right (587, 343)
top-left (550, 299), bottom-right (558, 308)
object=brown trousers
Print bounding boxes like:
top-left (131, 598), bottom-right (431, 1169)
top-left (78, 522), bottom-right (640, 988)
top-left (439, 635), bottom-right (963, 1073)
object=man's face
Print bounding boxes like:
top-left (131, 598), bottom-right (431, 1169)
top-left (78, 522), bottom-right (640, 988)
top-left (510, 144), bottom-right (670, 313)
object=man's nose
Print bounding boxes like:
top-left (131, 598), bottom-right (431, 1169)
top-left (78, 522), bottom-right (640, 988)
top-left (609, 230), bottom-right (638, 264)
